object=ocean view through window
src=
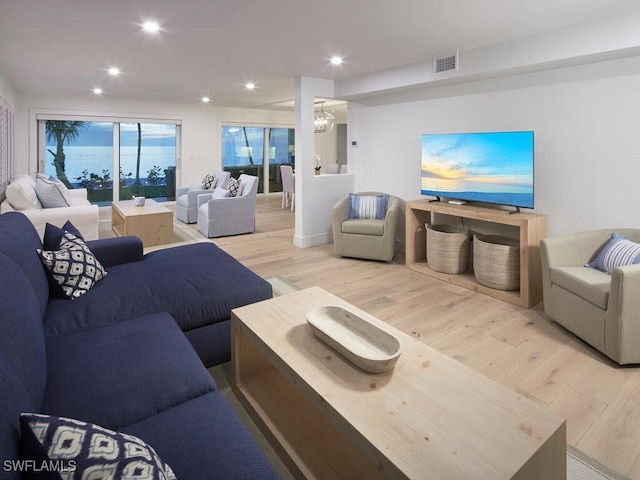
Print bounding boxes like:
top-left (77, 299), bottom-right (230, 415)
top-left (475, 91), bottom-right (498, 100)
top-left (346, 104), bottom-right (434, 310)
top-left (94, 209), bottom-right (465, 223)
top-left (41, 119), bottom-right (178, 204)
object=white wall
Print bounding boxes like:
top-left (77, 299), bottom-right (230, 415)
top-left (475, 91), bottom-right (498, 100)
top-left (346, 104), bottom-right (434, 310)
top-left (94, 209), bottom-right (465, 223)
top-left (14, 93), bottom-right (293, 189)
top-left (0, 68), bottom-right (16, 199)
top-left (347, 55), bottom-right (640, 238)
top-left (0, 68), bottom-right (16, 107)
top-left (294, 77), bottom-right (354, 247)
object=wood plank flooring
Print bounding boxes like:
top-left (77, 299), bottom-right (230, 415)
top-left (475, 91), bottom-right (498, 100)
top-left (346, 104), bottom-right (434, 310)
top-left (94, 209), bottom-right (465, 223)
top-left (201, 194), bottom-right (640, 478)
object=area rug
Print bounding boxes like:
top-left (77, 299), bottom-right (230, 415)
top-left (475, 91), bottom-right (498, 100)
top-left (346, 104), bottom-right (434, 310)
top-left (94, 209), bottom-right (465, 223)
top-left (567, 446), bottom-right (630, 480)
top-left (265, 276), bottom-right (299, 296)
top-left (254, 276), bottom-right (631, 480)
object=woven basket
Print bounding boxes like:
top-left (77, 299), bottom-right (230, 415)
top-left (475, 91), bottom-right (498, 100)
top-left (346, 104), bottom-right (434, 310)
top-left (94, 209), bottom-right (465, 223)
top-left (426, 224), bottom-right (471, 274)
top-left (473, 234), bottom-right (520, 291)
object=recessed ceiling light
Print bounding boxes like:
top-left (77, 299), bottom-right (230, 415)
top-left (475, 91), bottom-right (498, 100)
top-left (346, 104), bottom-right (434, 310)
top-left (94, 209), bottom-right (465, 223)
top-left (107, 67), bottom-right (121, 76)
top-left (201, 96), bottom-right (210, 103)
top-left (245, 82), bottom-right (256, 90)
top-left (330, 56), bottom-right (343, 66)
top-left (142, 21), bottom-right (160, 33)
top-left (92, 88), bottom-right (103, 95)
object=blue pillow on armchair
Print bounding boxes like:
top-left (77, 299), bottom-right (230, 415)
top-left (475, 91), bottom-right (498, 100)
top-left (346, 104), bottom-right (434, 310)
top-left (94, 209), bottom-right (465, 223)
top-left (348, 193), bottom-right (389, 220)
top-left (586, 232), bottom-right (640, 274)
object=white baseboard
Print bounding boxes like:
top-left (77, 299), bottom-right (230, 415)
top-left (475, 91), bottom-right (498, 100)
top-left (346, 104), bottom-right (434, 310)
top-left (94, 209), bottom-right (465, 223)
top-left (293, 231), bottom-right (332, 248)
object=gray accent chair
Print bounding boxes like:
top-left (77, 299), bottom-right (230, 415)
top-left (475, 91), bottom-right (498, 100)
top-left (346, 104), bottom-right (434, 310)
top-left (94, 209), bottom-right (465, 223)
top-left (332, 192), bottom-right (400, 262)
top-left (176, 171), bottom-right (230, 224)
top-left (196, 174), bottom-right (258, 238)
top-left (541, 228), bottom-right (640, 365)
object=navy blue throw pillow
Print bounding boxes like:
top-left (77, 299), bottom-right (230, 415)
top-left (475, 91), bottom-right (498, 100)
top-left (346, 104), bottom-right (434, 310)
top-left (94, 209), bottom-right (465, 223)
top-left (43, 221), bottom-right (84, 251)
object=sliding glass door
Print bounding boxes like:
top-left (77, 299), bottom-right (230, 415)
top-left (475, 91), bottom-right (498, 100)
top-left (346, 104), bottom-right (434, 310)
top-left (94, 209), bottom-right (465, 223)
top-left (222, 125), bottom-right (294, 194)
top-left (119, 123), bottom-right (177, 201)
top-left (40, 118), bottom-right (179, 205)
top-left (44, 121), bottom-right (114, 203)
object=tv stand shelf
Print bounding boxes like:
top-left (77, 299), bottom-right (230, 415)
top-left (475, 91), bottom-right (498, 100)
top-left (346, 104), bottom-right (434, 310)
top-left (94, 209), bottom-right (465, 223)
top-left (405, 200), bottom-right (547, 308)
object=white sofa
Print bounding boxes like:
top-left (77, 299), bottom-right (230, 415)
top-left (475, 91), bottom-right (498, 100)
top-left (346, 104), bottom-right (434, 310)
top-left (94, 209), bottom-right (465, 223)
top-left (1, 174), bottom-right (99, 240)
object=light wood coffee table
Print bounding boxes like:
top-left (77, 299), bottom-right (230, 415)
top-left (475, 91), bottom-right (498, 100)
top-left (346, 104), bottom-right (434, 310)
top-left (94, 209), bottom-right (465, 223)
top-left (111, 199), bottom-right (173, 247)
top-left (231, 286), bottom-right (566, 480)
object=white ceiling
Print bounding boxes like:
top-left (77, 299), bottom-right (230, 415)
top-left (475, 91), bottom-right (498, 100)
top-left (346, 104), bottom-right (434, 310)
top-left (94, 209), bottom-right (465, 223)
top-left (1, 0), bottom-right (639, 109)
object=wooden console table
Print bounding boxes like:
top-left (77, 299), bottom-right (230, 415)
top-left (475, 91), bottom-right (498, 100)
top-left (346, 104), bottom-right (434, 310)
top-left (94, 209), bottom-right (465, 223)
top-left (405, 200), bottom-right (547, 308)
top-left (231, 287), bottom-right (566, 479)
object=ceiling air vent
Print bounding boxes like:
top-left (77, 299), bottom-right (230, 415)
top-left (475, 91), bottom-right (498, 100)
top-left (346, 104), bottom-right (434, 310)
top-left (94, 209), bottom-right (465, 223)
top-left (433, 53), bottom-right (458, 74)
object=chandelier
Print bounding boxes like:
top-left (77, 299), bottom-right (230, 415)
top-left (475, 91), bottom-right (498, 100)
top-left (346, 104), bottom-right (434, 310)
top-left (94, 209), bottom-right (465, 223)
top-left (314, 102), bottom-right (334, 133)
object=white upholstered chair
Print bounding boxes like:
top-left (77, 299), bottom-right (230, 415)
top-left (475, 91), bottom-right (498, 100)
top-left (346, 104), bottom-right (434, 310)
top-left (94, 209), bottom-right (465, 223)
top-left (280, 165), bottom-right (295, 211)
top-left (175, 171), bottom-right (230, 224)
top-left (196, 174), bottom-right (259, 238)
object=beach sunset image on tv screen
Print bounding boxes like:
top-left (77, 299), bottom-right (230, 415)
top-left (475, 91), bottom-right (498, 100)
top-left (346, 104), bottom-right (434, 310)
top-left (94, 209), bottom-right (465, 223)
top-left (421, 131), bottom-right (534, 209)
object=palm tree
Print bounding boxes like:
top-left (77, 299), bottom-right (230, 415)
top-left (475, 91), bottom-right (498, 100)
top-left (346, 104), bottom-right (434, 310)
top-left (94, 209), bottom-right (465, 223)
top-left (132, 123), bottom-right (142, 194)
top-left (242, 127), bottom-right (254, 165)
top-left (46, 121), bottom-right (88, 187)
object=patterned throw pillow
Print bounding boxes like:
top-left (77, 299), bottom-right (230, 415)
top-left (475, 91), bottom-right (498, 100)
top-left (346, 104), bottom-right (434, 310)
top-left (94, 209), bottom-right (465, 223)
top-left (20, 413), bottom-right (176, 480)
top-left (202, 173), bottom-right (216, 190)
top-left (37, 232), bottom-right (107, 299)
top-left (348, 193), bottom-right (389, 220)
top-left (586, 233), bottom-right (640, 274)
top-left (228, 177), bottom-right (240, 197)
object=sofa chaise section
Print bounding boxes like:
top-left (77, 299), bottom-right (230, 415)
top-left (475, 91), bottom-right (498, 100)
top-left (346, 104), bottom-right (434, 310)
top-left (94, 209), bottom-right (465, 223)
top-left (0, 211), bottom-right (279, 478)
top-left (43, 240), bottom-right (272, 366)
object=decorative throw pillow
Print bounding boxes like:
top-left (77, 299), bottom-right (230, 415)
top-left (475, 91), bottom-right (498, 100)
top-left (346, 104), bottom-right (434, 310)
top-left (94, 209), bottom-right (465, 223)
top-left (5, 175), bottom-right (39, 210)
top-left (211, 187), bottom-right (230, 199)
top-left (43, 221), bottom-right (85, 251)
top-left (202, 173), bottom-right (216, 190)
top-left (348, 193), bottom-right (389, 220)
top-left (37, 232), bottom-right (107, 299)
top-left (20, 413), bottom-right (176, 480)
top-left (188, 182), bottom-right (205, 192)
top-left (586, 233), bottom-right (640, 274)
top-left (228, 177), bottom-right (240, 197)
top-left (35, 174), bottom-right (72, 208)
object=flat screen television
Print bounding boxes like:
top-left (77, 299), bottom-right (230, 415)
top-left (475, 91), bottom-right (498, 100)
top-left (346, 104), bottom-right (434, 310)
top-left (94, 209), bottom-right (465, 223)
top-left (421, 131), bottom-right (534, 210)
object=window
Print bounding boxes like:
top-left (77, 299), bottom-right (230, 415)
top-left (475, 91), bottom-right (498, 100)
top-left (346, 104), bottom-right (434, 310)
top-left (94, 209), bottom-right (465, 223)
top-left (44, 121), bottom-right (114, 204)
top-left (40, 118), bottom-right (179, 205)
top-left (222, 125), bottom-right (294, 194)
top-left (119, 123), bottom-right (176, 201)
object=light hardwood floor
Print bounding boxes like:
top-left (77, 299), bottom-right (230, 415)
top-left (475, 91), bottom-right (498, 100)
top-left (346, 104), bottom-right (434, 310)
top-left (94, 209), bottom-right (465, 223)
top-left (205, 194), bottom-right (639, 478)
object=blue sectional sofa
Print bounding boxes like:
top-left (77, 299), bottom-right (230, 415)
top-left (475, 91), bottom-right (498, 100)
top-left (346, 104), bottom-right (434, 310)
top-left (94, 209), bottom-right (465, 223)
top-left (0, 212), bottom-right (278, 479)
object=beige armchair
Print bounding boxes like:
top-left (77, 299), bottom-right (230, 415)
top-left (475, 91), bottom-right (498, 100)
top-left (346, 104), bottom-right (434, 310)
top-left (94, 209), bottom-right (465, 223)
top-left (332, 192), bottom-right (400, 262)
top-left (541, 228), bottom-right (640, 365)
